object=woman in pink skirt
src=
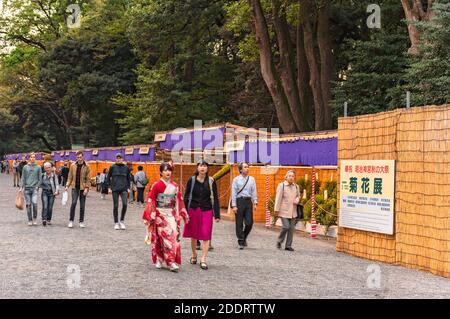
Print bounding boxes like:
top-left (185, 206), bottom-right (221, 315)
top-left (183, 160), bottom-right (220, 270)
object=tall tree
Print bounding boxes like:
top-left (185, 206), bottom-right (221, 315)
top-left (248, 0), bottom-right (335, 132)
top-left (401, 0), bottom-right (436, 55)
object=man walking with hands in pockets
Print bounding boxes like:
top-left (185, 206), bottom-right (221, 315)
top-left (65, 151), bottom-right (91, 228)
top-left (231, 162), bottom-right (258, 250)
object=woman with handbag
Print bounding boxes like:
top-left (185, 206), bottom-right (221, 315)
top-left (100, 169), bottom-right (109, 200)
top-left (274, 170), bottom-right (301, 251)
top-left (183, 160), bottom-right (220, 270)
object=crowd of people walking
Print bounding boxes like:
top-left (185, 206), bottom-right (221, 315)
top-left (5, 154), bottom-right (304, 273)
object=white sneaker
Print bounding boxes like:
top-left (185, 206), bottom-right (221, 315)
top-left (155, 259), bottom-right (162, 269)
top-left (114, 223), bottom-right (120, 230)
top-left (169, 263), bottom-right (179, 272)
top-left (32, 219), bottom-right (37, 226)
top-left (119, 221), bottom-right (126, 230)
top-left (79, 222), bottom-right (86, 228)
top-left (27, 221), bottom-right (33, 226)
top-left (68, 221), bottom-right (74, 228)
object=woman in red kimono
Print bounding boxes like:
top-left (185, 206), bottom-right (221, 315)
top-left (143, 162), bottom-right (189, 272)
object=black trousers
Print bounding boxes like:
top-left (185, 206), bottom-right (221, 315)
top-left (137, 187), bottom-right (145, 204)
top-left (70, 189), bottom-right (86, 222)
top-left (235, 198), bottom-right (254, 246)
top-left (112, 191), bottom-right (128, 223)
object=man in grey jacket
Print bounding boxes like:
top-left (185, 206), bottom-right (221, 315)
top-left (20, 153), bottom-right (42, 226)
top-left (134, 165), bottom-right (147, 207)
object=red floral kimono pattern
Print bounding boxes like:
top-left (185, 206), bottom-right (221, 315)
top-left (143, 179), bottom-right (187, 266)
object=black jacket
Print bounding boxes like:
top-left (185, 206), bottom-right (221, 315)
top-left (184, 176), bottom-right (220, 219)
top-left (107, 163), bottom-right (131, 192)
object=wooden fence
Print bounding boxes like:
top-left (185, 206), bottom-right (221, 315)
top-left (337, 105), bottom-right (450, 278)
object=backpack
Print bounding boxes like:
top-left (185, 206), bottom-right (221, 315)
top-left (138, 172), bottom-right (148, 186)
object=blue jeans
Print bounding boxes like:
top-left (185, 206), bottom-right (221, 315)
top-left (70, 189), bottom-right (86, 222)
top-left (41, 190), bottom-right (55, 222)
top-left (24, 187), bottom-right (38, 221)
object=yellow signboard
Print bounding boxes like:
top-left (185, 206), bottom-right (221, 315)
top-left (339, 160), bottom-right (395, 235)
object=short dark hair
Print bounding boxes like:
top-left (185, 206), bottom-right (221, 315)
top-left (238, 162), bottom-right (248, 173)
top-left (159, 162), bottom-right (173, 175)
top-left (138, 165), bottom-right (143, 171)
top-left (76, 151), bottom-right (83, 156)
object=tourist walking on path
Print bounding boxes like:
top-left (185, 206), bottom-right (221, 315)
top-left (19, 153), bottom-right (42, 226)
top-left (274, 170), bottom-right (301, 251)
top-left (134, 166), bottom-right (148, 207)
top-left (183, 160), bottom-right (220, 270)
top-left (40, 162), bottom-right (59, 226)
top-left (142, 162), bottom-right (189, 272)
top-left (129, 168), bottom-right (137, 205)
top-left (65, 151), bottom-right (91, 228)
top-left (95, 173), bottom-right (101, 192)
top-left (231, 162), bottom-right (257, 250)
top-left (107, 153), bottom-right (131, 230)
top-left (18, 158), bottom-right (27, 179)
top-left (100, 168), bottom-right (109, 199)
top-left (13, 158), bottom-right (20, 187)
top-left (60, 161), bottom-right (70, 187)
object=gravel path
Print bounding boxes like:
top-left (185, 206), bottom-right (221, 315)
top-left (0, 174), bottom-right (448, 299)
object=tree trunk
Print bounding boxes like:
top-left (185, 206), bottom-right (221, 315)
top-left (317, 0), bottom-right (333, 129)
top-left (401, 0), bottom-right (436, 55)
top-left (296, 14), bottom-right (314, 131)
top-left (300, 0), bottom-right (326, 131)
top-left (249, 0), bottom-right (298, 133)
top-left (271, 0), bottom-right (308, 131)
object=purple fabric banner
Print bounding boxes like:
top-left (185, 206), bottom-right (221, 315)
top-left (4, 153), bottom-right (43, 161)
top-left (159, 127), bottom-right (225, 150)
top-left (229, 137), bottom-right (337, 166)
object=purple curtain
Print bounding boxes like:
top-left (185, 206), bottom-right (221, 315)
top-left (159, 127), bottom-right (225, 150)
top-left (229, 137), bottom-right (337, 166)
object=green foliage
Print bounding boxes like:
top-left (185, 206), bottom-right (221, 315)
top-left (115, 0), bottom-right (235, 144)
top-left (0, 0), bottom-right (449, 155)
top-left (404, 2), bottom-right (450, 106)
top-left (297, 177), bottom-right (320, 200)
top-left (299, 179), bottom-right (337, 230)
top-left (332, 0), bottom-right (410, 120)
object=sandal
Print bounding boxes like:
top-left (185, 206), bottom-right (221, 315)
top-left (200, 261), bottom-right (208, 270)
top-left (190, 256), bottom-right (197, 264)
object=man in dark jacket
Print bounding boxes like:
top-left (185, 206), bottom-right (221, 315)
top-left (60, 161), bottom-right (70, 186)
top-left (108, 153), bottom-right (131, 230)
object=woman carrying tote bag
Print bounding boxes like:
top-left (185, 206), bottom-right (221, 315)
top-left (274, 170), bottom-right (301, 252)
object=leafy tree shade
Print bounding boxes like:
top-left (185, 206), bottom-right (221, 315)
top-left (0, 0), bottom-right (449, 155)
top-left (405, 1), bottom-right (450, 106)
top-left (332, 0), bottom-right (411, 120)
top-left (115, 0), bottom-right (235, 144)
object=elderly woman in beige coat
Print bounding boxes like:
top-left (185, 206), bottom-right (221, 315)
top-left (274, 170), bottom-right (300, 251)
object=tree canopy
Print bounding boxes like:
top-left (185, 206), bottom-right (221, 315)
top-left (0, 0), bottom-right (448, 155)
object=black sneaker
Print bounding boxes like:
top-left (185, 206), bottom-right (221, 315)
top-left (276, 242), bottom-right (281, 249)
top-left (42, 221), bottom-right (47, 227)
top-left (285, 247), bottom-right (294, 252)
top-left (239, 245), bottom-right (244, 250)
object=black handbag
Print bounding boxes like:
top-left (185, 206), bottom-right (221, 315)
top-left (296, 204), bottom-right (304, 220)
